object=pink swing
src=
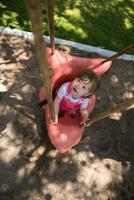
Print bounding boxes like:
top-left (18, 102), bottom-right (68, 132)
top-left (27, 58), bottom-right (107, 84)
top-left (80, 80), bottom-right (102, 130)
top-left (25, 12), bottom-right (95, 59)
top-left (39, 47), bottom-right (112, 153)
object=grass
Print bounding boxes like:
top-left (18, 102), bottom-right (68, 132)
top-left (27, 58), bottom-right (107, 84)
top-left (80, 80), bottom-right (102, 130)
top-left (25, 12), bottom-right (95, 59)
top-left (0, 0), bottom-right (134, 53)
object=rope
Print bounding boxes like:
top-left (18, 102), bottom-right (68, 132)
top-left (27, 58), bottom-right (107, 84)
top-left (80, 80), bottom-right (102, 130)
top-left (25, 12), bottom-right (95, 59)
top-left (45, 0), bottom-right (55, 54)
top-left (26, 0), bottom-right (55, 121)
top-left (91, 44), bottom-right (134, 71)
top-left (82, 97), bottom-right (134, 127)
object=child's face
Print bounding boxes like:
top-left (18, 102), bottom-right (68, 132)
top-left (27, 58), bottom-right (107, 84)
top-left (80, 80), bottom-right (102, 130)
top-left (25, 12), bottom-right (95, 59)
top-left (71, 77), bottom-right (91, 98)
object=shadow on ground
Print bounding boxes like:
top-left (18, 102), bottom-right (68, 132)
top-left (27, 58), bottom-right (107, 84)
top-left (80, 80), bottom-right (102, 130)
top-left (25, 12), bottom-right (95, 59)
top-left (0, 34), bottom-right (134, 200)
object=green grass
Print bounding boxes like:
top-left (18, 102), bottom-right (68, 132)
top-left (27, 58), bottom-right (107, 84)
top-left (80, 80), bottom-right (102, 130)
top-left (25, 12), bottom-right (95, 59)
top-left (0, 0), bottom-right (134, 53)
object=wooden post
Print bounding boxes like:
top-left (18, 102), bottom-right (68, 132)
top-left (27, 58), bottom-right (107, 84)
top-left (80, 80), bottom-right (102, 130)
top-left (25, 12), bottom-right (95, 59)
top-left (26, 0), bottom-right (55, 121)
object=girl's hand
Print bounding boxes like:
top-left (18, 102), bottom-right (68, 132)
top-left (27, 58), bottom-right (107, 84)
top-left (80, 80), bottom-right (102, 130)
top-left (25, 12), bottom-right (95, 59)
top-left (80, 120), bottom-right (91, 127)
top-left (50, 115), bottom-right (58, 125)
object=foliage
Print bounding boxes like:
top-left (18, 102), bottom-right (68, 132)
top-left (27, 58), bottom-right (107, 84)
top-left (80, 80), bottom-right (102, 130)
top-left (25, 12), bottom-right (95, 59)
top-left (0, 0), bottom-right (134, 52)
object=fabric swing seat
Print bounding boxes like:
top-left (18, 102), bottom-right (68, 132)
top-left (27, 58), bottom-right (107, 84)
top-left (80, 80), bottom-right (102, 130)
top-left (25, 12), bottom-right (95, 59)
top-left (39, 47), bottom-right (112, 153)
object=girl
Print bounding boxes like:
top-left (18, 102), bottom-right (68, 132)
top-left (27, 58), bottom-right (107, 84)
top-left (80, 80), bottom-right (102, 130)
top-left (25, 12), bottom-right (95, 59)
top-left (52, 70), bottom-right (99, 126)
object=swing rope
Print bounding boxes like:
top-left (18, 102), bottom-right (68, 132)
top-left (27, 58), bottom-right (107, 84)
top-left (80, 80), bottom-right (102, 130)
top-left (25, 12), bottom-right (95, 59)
top-left (91, 44), bottom-right (134, 71)
top-left (26, 0), bottom-right (55, 121)
top-left (84, 97), bottom-right (134, 127)
top-left (45, 0), bottom-right (55, 54)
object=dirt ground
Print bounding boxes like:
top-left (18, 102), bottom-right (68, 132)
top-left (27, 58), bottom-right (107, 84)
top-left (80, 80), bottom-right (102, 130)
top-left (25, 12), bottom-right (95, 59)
top-left (0, 34), bottom-right (134, 200)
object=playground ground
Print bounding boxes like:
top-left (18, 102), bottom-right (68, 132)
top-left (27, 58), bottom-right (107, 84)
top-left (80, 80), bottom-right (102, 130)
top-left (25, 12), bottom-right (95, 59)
top-left (0, 34), bottom-right (134, 200)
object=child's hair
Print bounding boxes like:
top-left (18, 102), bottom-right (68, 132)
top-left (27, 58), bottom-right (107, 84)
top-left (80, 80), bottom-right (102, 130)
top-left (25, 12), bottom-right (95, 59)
top-left (78, 69), bottom-right (100, 96)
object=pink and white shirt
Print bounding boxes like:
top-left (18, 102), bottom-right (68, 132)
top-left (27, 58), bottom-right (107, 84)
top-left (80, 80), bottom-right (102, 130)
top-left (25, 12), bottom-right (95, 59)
top-left (57, 82), bottom-right (90, 114)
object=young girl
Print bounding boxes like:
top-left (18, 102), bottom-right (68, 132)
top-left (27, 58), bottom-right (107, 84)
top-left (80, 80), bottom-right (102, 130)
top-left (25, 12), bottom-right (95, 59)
top-left (51, 69), bottom-right (99, 126)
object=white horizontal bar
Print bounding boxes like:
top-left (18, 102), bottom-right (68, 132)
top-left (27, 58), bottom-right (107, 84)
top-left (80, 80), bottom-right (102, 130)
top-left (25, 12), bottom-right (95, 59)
top-left (0, 27), bottom-right (134, 61)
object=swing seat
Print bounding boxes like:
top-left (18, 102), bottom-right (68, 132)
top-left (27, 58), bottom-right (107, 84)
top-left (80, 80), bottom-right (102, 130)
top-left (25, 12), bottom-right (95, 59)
top-left (39, 47), bottom-right (112, 153)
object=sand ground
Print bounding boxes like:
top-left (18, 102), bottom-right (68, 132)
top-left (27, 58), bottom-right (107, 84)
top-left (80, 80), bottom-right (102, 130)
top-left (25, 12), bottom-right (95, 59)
top-left (0, 34), bottom-right (134, 200)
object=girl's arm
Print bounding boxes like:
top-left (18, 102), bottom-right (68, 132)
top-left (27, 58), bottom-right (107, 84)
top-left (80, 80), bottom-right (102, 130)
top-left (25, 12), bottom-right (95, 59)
top-left (51, 82), bottom-right (68, 124)
top-left (80, 108), bottom-right (89, 125)
top-left (80, 96), bottom-right (95, 126)
top-left (51, 95), bottom-right (62, 124)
